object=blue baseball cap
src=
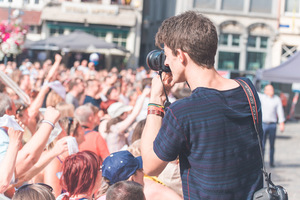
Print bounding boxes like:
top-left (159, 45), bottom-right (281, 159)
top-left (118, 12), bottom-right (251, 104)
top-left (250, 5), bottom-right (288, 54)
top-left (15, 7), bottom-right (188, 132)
top-left (102, 150), bottom-right (143, 185)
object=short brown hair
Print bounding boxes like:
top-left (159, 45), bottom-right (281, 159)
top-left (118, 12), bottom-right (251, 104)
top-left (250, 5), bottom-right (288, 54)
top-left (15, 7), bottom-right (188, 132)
top-left (155, 11), bottom-right (218, 68)
top-left (69, 78), bottom-right (83, 90)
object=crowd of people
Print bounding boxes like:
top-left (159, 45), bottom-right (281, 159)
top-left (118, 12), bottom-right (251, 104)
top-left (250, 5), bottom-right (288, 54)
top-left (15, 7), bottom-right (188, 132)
top-left (0, 26), bottom-right (190, 199)
top-left (0, 10), bottom-right (286, 200)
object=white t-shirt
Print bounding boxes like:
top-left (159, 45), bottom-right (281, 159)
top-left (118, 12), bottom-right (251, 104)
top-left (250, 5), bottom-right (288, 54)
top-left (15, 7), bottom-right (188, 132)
top-left (0, 128), bottom-right (16, 185)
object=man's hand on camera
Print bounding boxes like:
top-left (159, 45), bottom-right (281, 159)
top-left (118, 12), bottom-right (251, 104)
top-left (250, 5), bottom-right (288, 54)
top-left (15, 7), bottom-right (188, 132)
top-left (150, 72), bottom-right (174, 105)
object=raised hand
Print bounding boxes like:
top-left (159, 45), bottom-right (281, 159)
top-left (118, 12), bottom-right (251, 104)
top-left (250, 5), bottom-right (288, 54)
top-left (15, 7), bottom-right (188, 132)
top-left (8, 127), bottom-right (23, 148)
top-left (52, 137), bottom-right (68, 156)
top-left (55, 54), bottom-right (62, 62)
top-left (43, 107), bottom-right (61, 125)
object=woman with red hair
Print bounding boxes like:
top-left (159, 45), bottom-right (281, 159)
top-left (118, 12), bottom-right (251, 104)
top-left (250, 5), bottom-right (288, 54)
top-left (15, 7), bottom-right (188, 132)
top-left (57, 151), bottom-right (102, 200)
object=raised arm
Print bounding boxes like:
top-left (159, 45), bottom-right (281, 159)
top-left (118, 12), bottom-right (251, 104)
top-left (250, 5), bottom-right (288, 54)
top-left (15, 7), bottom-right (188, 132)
top-left (16, 137), bottom-right (68, 184)
top-left (27, 85), bottom-right (50, 119)
top-left (117, 87), bottom-right (150, 133)
top-left (0, 128), bottom-right (23, 193)
top-left (45, 54), bottom-right (62, 83)
top-left (15, 107), bottom-right (60, 178)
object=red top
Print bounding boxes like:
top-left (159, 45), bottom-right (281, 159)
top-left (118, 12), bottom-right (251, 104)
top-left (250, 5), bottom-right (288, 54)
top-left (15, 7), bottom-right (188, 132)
top-left (79, 129), bottom-right (110, 163)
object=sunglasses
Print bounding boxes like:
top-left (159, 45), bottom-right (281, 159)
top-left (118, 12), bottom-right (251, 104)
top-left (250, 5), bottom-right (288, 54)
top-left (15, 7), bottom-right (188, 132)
top-left (16, 183), bottom-right (53, 193)
top-left (16, 105), bottom-right (27, 115)
top-left (67, 117), bottom-right (74, 136)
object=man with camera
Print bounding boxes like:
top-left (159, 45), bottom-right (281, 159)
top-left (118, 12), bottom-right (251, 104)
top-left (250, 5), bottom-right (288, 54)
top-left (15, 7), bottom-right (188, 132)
top-left (141, 11), bottom-right (263, 199)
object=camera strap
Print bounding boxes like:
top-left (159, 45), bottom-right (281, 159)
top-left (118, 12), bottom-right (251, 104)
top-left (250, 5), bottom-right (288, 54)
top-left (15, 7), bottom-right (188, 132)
top-left (235, 79), bottom-right (270, 190)
top-left (158, 71), bottom-right (171, 108)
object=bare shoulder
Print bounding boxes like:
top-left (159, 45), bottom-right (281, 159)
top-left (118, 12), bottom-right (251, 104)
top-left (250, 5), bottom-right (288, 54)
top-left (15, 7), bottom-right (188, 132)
top-left (144, 178), bottom-right (183, 200)
top-left (228, 78), bottom-right (240, 88)
top-left (45, 155), bottom-right (62, 172)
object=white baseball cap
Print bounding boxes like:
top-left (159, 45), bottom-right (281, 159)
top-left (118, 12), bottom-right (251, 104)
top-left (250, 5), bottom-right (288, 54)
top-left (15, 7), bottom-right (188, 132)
top-left (107, 102), bottom-right (133, 118)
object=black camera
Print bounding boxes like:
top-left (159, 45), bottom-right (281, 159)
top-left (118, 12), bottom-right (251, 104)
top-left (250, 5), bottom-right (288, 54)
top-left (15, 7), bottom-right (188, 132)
top-left (253, 185), bottom-right (288, 200)
top-left (146, 50), bottom-right (171, 72)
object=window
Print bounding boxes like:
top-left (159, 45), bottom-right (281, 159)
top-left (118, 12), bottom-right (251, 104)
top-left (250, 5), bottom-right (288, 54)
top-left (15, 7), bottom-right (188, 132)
top-left (221, 0), bottom-right (244, 11)
top-left (219, 34), bottom-right (228, 45)
top-left (99, 32), bottom-right (106, 39)
top-left (247, 36), bottom-right (268, 49)
top-left (219, 33), bottom-right (240, 47)
top-left (93, 31), bottom-right (106, 40)
top-left (50, 28), bottom-right (56, 36)
top-left (35, 0), bottom-right (39, 4)
top-left (58, 28), bottom-right (64, 34)
top-left (29, 26), bottom-right (35, 32)
top-left (260, 37), bottom-right (268, 48)
top-left (218, 33), bottom-right (241, 70)
top-left (285, 0), bottom-right (299, 13)
top-left (246, 52), bottom-right (266, 70)
top-left (232, 34), bottom-right (240, 46)
top-left (218, 52), bottom-right (240, 70)
top-left (112, 32), bottom-right (127, 47)
top-left (194, 0), bottom-right (216, 9)
top-left (247, 36), bottom-right (257, 47)
top-left (246, 36), bottom-right (268, 70)
top-left (281, 45), bottom-right (297, 62)
top-left (37, 26), bottom-right (42, 34)
top-left (50, 27), bottom-right (64, 36)
top-left (250, 0), bottom-right (272, 13)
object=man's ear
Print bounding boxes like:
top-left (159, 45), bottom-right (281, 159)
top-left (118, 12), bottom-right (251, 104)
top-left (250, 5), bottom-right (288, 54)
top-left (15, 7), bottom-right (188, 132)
top-left (88, 114), bottom-right (94, 123)
top-left (176, 49), bottom-right (187, 65)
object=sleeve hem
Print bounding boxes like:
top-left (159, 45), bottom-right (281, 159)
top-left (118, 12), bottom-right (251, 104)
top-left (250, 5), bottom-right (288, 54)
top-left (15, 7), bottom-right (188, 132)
top-left (153, 143), bottom-right (177, 162)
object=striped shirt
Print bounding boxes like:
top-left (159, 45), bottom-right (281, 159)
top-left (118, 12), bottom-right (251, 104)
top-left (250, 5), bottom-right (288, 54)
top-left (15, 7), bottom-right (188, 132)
top-left (154, 78), bottom-right (263, 200)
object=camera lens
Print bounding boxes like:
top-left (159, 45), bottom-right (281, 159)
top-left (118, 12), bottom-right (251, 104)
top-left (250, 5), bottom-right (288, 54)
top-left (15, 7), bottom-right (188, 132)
top-left (146, 50), bottom-right (164, 71)
top-left (146, 50), bottom-right (171, 72)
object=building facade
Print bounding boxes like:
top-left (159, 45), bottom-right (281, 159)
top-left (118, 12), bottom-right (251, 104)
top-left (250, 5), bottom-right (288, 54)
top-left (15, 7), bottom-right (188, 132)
top-left (0, 0), bottom-right (143, 69)
top-left (140, 0), bottom-right (300, 76)
top-left (1, 0), bottom-right (300, 71)
top-left (178, 0), bottom-right (300, 73)
top-left (139, 0), bottom-right (176, 66)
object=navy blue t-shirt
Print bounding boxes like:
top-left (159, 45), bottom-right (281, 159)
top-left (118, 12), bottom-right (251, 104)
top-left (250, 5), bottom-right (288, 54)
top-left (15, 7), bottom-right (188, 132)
top-left (83, 95), bottom-right (102, 108)
top-left (154, 78), bottom-right (263, 200)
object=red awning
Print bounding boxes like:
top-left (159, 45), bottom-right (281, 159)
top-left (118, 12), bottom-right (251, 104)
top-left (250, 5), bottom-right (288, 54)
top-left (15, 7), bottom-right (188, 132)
top-left (0, 7), bottom-right (41, 26)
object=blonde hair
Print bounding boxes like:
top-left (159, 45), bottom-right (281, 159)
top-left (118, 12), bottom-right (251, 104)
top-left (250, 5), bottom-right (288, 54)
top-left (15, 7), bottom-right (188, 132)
top-left (59, 117), bottom-right (80, 137)
top-left (12, 184), bottom-right (55, 200)
top-left (127, 139), bottom-right (141, 157)
top-left (46, 90), bottom-right (64, 107)
top-left (56, 102), bottom-right (75, 119)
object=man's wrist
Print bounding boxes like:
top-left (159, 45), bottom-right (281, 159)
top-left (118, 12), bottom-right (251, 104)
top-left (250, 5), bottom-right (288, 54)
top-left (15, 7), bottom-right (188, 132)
top-left (149, 96), bottom-right (164, 105)
top-left (9, 140), bottom-right (20, 148)
top-left (41, 119), bottom-right (55, 129)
